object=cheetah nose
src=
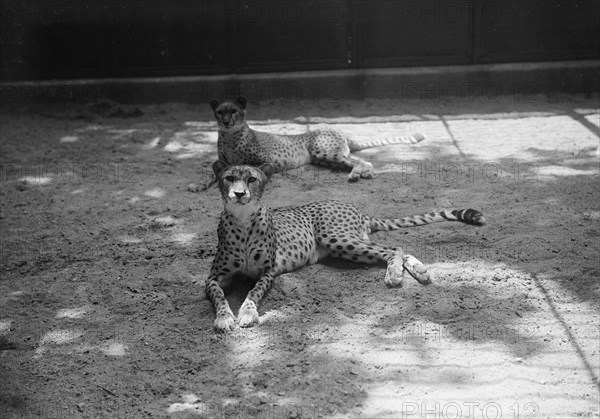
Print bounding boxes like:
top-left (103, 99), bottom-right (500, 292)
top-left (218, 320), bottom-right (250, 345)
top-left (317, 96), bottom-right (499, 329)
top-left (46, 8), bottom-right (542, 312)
top-left (234, 191), bottom-right (246, 198)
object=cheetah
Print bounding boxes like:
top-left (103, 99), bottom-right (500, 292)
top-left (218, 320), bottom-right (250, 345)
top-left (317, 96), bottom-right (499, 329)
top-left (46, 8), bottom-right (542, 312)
top-left (205, 161), bottom-right (485, 332)
top-left (201, 97), bottom-right (426, 189)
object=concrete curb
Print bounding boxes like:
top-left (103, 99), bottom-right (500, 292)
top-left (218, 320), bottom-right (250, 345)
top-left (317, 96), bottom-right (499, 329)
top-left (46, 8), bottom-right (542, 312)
top-left (1, 60), bottom-right (598, 105)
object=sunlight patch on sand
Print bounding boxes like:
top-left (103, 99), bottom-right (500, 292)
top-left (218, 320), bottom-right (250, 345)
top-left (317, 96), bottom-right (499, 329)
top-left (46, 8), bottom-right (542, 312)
top-left (164, 138), bottom-right (215, 159)
top-left (77, 124), bottom-right (108, 132)
top-left (39, 329), bottom-right (84, 345)
top-left (167, 393), bottom-right (204, 414)
top-left (142, 137), bottom-right (161, 150)
top-left (164, 140), bottom-right (183, 152)
top-left (107, 129), bottom-right (137, 140)
top-left (21, 176), bottom-right (52, 185)
top-left (35, 329), bottom-right (85, 358)
top-left (119, 235), bottom-right (142, 244)
top-left (56, 306), bottom-right (88, 319)
top-left (100, 342), bottom-right (128, 356)
top-left (176, 152), bottom-right (205, 159)
top-left (449, 115), bottom-right (599, 161)
top-left (170, 232), bottom-right (197, 245)
top-left (153, 215), bottom-right (179, 227)
top-left (167, 394), bottom-right (243, 415)
top-left (164, 127), bottom-right (217, 159)
top-left (537, 165), bottom-right (599, 178)
top-left (184, 121), bottom-right (217, 129)
top-left (144, 188), bottom-right (166, 198)
top-left (0, 319), bottom-right (12, 335)
top-left (582, 210), bottom-right (600, 220)
top-left (584, 114), bottom-right (600, 130)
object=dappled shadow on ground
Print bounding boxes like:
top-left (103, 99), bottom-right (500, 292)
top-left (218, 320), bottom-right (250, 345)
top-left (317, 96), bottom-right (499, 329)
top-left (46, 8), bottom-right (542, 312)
top-left (0, 96), bottom-right (598, 417)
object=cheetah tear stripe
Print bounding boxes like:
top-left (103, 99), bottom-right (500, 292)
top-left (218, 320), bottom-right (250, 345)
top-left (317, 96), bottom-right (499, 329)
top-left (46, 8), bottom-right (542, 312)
top-left (347, 133), bottom-right (426, 151)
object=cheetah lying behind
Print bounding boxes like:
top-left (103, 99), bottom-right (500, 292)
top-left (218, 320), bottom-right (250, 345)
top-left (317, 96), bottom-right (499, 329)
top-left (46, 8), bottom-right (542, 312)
top-left (201, 97), bottom-right (425, 189)
top-left (206, 161), bottom-right (485, 332)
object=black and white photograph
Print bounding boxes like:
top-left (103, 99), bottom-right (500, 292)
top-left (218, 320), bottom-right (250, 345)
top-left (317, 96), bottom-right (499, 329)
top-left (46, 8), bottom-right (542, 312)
top-left (1, 1), bottom-right (599, 418)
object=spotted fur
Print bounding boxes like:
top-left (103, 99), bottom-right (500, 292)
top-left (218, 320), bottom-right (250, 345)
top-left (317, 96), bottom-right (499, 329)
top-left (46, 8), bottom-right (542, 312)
top-left (203, 97), bottom-right (425, 188)
top-left (205, 162), bottom-right (485, 332)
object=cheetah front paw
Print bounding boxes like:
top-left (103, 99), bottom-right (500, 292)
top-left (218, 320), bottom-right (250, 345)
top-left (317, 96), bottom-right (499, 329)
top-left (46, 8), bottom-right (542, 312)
top-left (214, 313), bottom-right (236, 333)
top-left (238, 301), bottom-right (260, 328)
top-left (403, 255), bottom-right (431, 285)
top-left (214, 307), bottom-right (236, 333)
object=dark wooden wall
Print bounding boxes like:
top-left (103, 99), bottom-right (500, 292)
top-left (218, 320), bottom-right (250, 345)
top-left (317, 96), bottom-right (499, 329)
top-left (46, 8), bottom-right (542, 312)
top-left (1, 0), bottom-right (599, 81)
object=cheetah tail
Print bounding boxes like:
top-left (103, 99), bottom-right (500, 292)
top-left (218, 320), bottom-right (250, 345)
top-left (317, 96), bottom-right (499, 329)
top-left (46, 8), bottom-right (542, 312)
top-left (347, 133), bottom-right (426, 151)
top-left (367, 209), bottom-right (485, 231)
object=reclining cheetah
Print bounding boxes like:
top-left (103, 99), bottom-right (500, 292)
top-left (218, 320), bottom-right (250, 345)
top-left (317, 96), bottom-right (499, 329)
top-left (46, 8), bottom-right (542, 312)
top-left (206, 161), bottom-right (485, 332)
top-left (201, 97), bottom-right (425, 189)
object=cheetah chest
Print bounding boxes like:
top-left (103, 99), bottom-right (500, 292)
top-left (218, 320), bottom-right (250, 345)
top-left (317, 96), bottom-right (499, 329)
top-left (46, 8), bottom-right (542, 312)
top-left (218, 214), bottom-right (276, 279)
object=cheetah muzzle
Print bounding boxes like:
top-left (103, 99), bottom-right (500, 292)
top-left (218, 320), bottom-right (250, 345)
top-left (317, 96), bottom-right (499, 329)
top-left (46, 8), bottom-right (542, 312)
top-left (205, 162), bottom-right (485, 332)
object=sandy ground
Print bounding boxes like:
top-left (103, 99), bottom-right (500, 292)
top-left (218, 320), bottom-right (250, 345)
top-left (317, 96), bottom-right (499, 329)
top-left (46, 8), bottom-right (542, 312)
top-left (0, 94), bottom-right (599, 418)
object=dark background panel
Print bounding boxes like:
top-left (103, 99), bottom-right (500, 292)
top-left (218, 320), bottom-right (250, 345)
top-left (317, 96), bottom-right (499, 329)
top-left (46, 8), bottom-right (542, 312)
top-left (473, 0), bottom-right (600, 63)
top-left (235, 0), bottom-right (349, 72)
top-left (0, 0), bottom-right (232, 80)
top-left (1, 0), bottom-right (599, 81)
top-left (113, 1), bottom-right (231, 77)
top-left (355, 0), bottom-right (472, 67)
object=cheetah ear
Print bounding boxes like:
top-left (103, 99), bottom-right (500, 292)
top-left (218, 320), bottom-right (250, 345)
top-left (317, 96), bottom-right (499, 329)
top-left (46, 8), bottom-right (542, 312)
top-left (235, 96), bottom-right (247, 110)
top-left (259, 163), bottom-right (276, 180)
top-left (212, 160), bottom-right (229, 177)
top-left (209, 99), bottom-right (220, 111)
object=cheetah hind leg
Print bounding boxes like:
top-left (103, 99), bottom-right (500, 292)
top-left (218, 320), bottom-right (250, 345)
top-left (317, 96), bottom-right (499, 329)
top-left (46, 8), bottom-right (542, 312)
top-left (384, 251), bottom-right (406, 288)
top-left (311, 133), bottom-right (373, 182)
top-left (402, 254), bottom-right (431, 285)
top-left (340, 139), bottom-right (374, 181)
top-left (385, 252), bottom-right (431, 287)
top-left (347, 157), bottom-right (374, 182)
top-left (326, 237), bottom-right (429, 287)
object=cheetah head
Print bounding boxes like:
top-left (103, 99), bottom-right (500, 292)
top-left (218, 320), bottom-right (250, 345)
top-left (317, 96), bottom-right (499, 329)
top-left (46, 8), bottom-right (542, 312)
top-left (209, 97), bottom-right (247, 132)
top-left (213, 161), bottom-right (275, 219)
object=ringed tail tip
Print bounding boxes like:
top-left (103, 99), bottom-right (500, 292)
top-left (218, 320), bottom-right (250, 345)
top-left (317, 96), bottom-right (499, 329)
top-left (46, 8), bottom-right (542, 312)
top-left (452, 208), bottom-right (486, 225)
top-left (466, 209), bottom-right (486, 225)
top-left (472, 214), bottom-right (486, 225)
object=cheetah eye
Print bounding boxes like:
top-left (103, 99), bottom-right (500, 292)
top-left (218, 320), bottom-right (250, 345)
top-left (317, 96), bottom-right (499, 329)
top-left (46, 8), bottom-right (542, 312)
top-left (225, 175), bottom-right (235, 182)
top-left (247, 177), bottom-right (257, 183)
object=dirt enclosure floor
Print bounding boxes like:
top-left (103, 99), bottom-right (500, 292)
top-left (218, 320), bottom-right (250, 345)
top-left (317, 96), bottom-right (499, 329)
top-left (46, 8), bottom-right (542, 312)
top-left (0, 94), bottom-right (599, 418)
